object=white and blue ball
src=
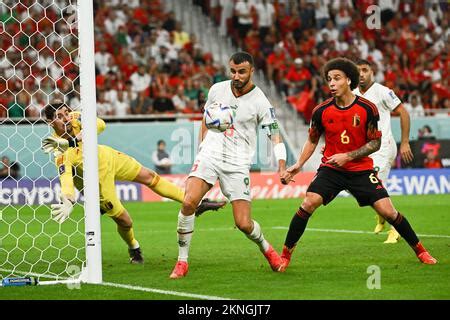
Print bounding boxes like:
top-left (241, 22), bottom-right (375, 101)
top-left (204, 102), bottom-right (234, 132)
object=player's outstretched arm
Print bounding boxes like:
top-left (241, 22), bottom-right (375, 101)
top-left (327, 138), bottom-right (381, 168)
top-left (393, 104), bottom-right (413, 163)
top-left (269, 128), bottom-right (287, 172)
top-left (281, 137), bottom-right (318, 184)
top-left (347, 137), bottom-right (381, 160)
top-left (70, 116), bottom-right (106, 144)
top-left (263, 121), bottom-right (287, 181)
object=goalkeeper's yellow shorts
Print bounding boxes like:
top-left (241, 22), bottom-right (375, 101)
top-left (98, 146), bottom-right (142, 218)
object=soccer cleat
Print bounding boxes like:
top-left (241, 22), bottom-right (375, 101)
top-left (263, 245), bottom-right (283, 272)
top-left (169, 261), bottom-right (189, 279)
top-left (384, 228), bottom-right (401, 244)
top-left (374, 214), bottom-right (385, 234)
top-left (195, 198), bottom-right (227, 217)
top-left (374, 223), bottom-right (385, 234)
top-left (128, 247), bottom-right (144, 264)
top-left (279, 245), bottom-right (295, 272)
top-left (417, 251), bottom-right (437, 265)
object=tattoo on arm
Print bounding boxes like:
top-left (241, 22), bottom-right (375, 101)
top-left (347, 138), bottom-right (381, 160)
top-left (308, 127), bottom-right (321, 144)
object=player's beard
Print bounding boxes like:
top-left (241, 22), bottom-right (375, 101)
top-left (359, 79), bottom-right (369, 90)
top-left (233, 77), bottom-right (249, 90)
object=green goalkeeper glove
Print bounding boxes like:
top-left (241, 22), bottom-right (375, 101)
top-left (51, 194), bottom-right (74, 224)
top-left (42, 136), bottom-right (70, 156)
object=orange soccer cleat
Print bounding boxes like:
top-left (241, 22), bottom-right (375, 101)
top-left (417, 251), bottom-right (438, 265)
top-left (263, 245), bottom-right (283, 272)
top-left (278, 245), bottom-right (295, 272)
top-left (169, 261), bottom-right (189, 279)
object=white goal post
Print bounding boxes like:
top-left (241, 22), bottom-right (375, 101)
top-left (0, 0), bottom-right (101, 286)
top-left (78, 0), bottom-right (102, 285)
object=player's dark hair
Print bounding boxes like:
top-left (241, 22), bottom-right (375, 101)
top-left (356, 59), bottom-right (373, 67)
top-left (44, 102), bottom-right (69, 121)
top-left (157, 140), bottom-right (165, 146)
top-left (323, 57), bottom-right (359, 90)
top-left (229, 51), bottom-right (254, 67)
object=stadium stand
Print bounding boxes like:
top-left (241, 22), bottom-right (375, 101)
top-left (0, 0), bottom-right (448, 125)
top-left (193, 0), bottom-right (449, 122)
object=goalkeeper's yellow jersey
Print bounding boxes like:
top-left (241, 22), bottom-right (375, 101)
top-left (54, 112), bottom-right (106, 198)
top-left (53, 111), bottom-right (106, 139)
top-left (55, 144), bottom-right (117, 199)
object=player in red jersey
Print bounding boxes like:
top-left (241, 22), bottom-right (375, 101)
top-left (277, 58), bottom-right (437, 271)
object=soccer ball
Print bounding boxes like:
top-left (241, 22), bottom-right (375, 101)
top-left (204, 102), bottom-right (234, 132)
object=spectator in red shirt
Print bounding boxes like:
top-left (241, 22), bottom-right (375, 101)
top-left (266, 44), bottom-right (286, 82)
top-left (282, 58), bottom-right (312, 96)
top-left (423, 149), bottom-right (443, 169)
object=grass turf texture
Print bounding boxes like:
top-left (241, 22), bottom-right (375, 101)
top-left (0, 194), bottom-right (449, 300)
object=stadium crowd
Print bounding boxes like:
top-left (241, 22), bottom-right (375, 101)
top-left (197, 0), bottom-right (449, 122)
top-left (0, 0), bottom-right (448, 122)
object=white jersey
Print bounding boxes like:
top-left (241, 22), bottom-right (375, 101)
top-left (353, 82), bottom-right (401, 153)
top-left (354, 82), bottom-right (401, 178)
top-left (199, 80), bottom-right (276, 169)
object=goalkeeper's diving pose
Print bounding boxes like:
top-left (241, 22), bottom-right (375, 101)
top-left (42, 103), bottom-right (226, 264)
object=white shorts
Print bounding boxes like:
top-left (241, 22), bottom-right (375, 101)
top-left (188, 156), bottom-right (251, 202)
top-left (370, 144), bottom-right (397, 183)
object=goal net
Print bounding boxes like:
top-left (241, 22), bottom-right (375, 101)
top-left (0, 0), bottom-right (101, 286)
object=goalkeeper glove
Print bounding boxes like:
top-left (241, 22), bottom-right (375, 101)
top-left (51, 194), bottom-right (74, 224)
top-left (42, 136), bottom-right (77, 156)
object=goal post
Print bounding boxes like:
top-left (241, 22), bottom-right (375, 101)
top-left (0, 0), bottom-right (101, 286)
top-left (78, 0), bottom-right (102, 285)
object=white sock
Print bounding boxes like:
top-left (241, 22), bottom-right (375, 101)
top-left (177, 211), bottom-right (195, 262)
top-left (246, 220), bottom-right (269, 253)
top-left (130, 240), bottom-right (140, 250)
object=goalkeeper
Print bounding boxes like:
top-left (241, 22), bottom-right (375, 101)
top-left (42, 103), bottom-right (226, 264)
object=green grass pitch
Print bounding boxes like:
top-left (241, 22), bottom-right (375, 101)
top-left (0, 194), bottom-right (449, 300)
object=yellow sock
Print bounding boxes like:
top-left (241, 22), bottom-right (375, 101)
top-left (377, 214), bottom-right (386, 225)
top-left (148, 174), bottom-right (185, 203)
top-left (117, 225), bottom-right (139, 249)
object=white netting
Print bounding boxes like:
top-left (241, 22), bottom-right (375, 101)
top-left (0, 0), bottom-right (85, 282)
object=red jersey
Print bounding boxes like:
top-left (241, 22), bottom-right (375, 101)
top-left (309, 96), bottom-right (382, 172)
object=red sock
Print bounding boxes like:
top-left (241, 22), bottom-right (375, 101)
top-left (413, 242), bottom-right (427, 255)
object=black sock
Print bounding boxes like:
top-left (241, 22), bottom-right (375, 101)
top-left (388, 213), bottom-right (419, 247)
top-left (284, 207), bottom-right (312, 249)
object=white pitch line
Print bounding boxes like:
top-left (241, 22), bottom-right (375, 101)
top-left (154, 226), bottom-right (450, 239)
top-left (275, 226), bottom-right (450, 239)
top-left (101, 281), bottom-right (234, 300)
top-left (0, 267), bottom-right (234, 300)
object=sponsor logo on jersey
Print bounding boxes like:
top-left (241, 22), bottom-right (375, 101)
top-left (58, 164), bottom-right (65, 175)
top-left (353, 113), bottom-right (361, 127)
top-left (269, 107), bottom-right (277, 120)
top-left (388, 91), bottom-right (396, 100)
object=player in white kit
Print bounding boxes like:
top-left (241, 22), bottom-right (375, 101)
top-left (354, 59), bottom-right (414, 243)
top-left (169, 52), bottom-right (287, 278)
